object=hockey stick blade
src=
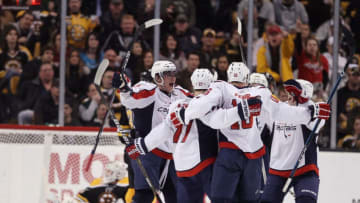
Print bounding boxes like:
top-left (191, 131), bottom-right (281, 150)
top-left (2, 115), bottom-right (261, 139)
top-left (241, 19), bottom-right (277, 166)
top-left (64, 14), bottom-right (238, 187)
top-left (94, 59), bottom-right (109, 86)
top-left (144, 18), bottom-right (163, 29)
top-left (237, 17), bottom-right (242, 36)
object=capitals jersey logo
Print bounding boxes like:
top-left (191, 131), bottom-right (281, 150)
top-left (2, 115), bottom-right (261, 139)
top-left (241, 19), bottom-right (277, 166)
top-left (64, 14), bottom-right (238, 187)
top-left (275, 124), bottom-right (297, 139)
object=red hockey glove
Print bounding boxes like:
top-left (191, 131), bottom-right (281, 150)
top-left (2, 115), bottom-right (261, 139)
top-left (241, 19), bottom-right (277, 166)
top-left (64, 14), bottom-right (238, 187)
top-left (170, 106), bottom-right (186, 128)
top-left (125, 138), bottom-right (148, 160)
top-left (309, 102), bottom-right (331, 120)
top-left (237, 97), bottom-right (262, 121)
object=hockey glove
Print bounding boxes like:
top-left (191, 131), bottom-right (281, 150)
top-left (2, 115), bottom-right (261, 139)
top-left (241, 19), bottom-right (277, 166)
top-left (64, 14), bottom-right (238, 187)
top-left (308, 102), bottom-right (331, 120)
top-left (125, 138), bottom-right (148, 160)
top-left (112, 72), bottom-right (130, 92)
top-left (237, 97), bottom-right (262, 121)
top-left (170, 107), bottom-right (186, 128)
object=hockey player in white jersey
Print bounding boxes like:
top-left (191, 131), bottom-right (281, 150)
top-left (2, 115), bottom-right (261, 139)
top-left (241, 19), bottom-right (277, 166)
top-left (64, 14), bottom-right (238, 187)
top-left (112, 60), bottom-right (192, 203)
top-left (261, 79), bottom-right (330, 203)
top-left (172, 62), bottom-right (331, 203)
top-left (124, 68), bottom-right (262, 203)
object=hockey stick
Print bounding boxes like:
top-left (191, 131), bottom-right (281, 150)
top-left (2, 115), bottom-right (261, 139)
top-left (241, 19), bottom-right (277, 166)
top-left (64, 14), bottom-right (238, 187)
top-left (282, 24), bottom-right (356, 194)
top-left (237, 17), bottom-right (247, 64)
top-left (91, 60), bottom-right (165, 203)
top-left (85, 59), bottom-right (110, 172)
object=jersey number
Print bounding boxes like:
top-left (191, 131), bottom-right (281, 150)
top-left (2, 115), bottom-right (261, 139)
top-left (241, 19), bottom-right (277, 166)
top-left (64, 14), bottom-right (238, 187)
top-left (173, 121), bottom-right (193, 143)
top-left (230, 99), bottom-right (254, 129)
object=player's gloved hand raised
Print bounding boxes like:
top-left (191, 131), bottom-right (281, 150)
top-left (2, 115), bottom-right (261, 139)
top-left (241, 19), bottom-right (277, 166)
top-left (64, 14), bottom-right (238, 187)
top-left (118, 128), bottom-right (136, 145)
top-left (237, 97), bottom-right (262, 121)
top-left (125, 138), bottom-right (148, 160)
top-left (308, 102), bottom-right (331, 120)
top-left (170, 104), bottom-right (187, 128)
top-left (112, 72), bottom-right (129, 92)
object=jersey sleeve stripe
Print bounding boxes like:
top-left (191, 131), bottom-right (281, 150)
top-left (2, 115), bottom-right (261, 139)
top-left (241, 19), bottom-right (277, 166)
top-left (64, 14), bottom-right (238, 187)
top-left (130, 88), bottom-right (156, 99)
top-left (75, 194), bottom-right (89, 202)
top-left (269, 164), bottom-right (319, 178)
top-left (178, 88), bottom-right (194, 97)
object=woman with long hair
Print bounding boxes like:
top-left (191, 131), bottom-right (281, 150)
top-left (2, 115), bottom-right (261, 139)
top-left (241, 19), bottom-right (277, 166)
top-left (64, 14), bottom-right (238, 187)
top-left (159, 33), bottom-right (186, 71)
top-left (66, 49), bottom-right (90, 99)
top-left (132, 50), bottom-right (154, 85)
top-left (0, 25), bottom-right (32, 71)
top-left (296, 36), bottom-right (329, 89)
top-left (80, 32), bottom-right (104, 75)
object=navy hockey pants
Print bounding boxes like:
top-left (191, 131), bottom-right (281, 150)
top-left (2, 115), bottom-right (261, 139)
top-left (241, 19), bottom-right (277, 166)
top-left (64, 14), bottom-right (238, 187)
top-left (261, 171), bottom-right (319, 203)
top-left (211, 148), bottom-right (262, 202)
top-left (177, 164), bottom-right (213, 203)
top-left (131, 152), bottom-right (177, 203)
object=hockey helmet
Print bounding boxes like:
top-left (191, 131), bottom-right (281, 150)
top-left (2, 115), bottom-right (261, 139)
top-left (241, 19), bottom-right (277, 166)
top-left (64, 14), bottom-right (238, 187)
top-left (191, 68), bottom-right (214, 90)
top-left (249, 73), bottom-right (268, 87)
top-left (151, 60), bottom-right (177, 79)
top-left (103, 161), bottom-right (128, 183)
top-left (227, 62), bottom-right (250, 83)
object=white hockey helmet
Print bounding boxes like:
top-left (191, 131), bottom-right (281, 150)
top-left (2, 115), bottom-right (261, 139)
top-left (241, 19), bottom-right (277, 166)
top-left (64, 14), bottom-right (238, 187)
top-left (249, 73), bottom-right (268, 88)
top-left (296, 79), bottom-right (313, 101)
top-left (227, 62), bottom-right (250, 83)
top-left (191, 68), bottom-right (214, 90)
top-left (151, 60), bottom-right (176, 79)
top-left (103, 161), bottom-right (128, 183)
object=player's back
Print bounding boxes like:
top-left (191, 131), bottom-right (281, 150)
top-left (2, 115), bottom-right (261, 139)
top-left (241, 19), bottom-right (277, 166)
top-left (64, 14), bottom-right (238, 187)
top-left (218, 83), bottom-right (266, 159)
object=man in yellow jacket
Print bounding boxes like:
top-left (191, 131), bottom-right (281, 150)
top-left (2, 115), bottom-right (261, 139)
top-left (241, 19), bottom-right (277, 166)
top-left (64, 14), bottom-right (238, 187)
top-left (256, 25), bottom-right (294, 82)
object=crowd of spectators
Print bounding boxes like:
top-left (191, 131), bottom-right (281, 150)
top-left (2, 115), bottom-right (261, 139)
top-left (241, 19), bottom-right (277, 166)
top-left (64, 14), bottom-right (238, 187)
top-left (0, 0), bottom-right (359, 149)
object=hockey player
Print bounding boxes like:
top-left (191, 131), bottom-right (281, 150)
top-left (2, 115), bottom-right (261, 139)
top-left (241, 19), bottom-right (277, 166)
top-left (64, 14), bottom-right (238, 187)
top-left (124, 68), bottom-right (262, 203)
top-left (261, 79), bottom-right (329, 203)
top-left (75, 161), bottom-right (129, 203)
top-left (112, 60), bottom-right (192, 203)
top-left (171, 62), bottom-right (331, 203)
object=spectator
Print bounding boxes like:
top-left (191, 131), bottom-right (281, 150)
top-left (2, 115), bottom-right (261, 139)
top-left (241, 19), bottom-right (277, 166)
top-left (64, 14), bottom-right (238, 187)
top-left (338, 115), bottom-right (360, 150)
top-left (132, 50), bottom-right (154, 85)
top-left (273, 0), bottom-right (309, 32)
top-left (337, 64), bottom-right (360, 137)
top-left (81, 0), bottom-right (110, 16)
top-left (256, 25), bottom-right (294, 83)
top-left (162, 0), bottom-right (196, 26)
top-left (0, 59), bottom-right (22, 123)
top-left (88, 102), bottom-right (113, 127)
top-left (67, 49), bottom-right (90, 99)
top-left (171, 14), bottom-right (201, 54)
top-left (20, 45), bottom-right (54, 85)
top-left (296, 36), bottom-right (329, 88)
top-left (33, 78), bottom-right (60, 125)
top-left (159, 33), bottom-right (186, 71)
top-left (17, 62), bottom-right (54, 125)
top-left (0, 25), bottom-right (32, 71)
top-left (345, 0), bottom-right (360, 53)
top-left (64, 98), bottom-right (81, 126)
top-left (238, 0), bottom-right (275, 39)
top-left (103, 48), bottom-right (120, 71)
top-left (219, 29), bottom-right (243, 63)
top-left (66, 0), bottom-right (97, 49)
top-left (49, 31), bottom-right (61, 66)
top-left (102, 14), bottom-right (138, 58)
top-left (293, 20), bottom-right (311, 57)
top-left (215, 54), bottom-right (230, 81)
top-left (100, 0), bottom-right (125, 44)
top-left (252, 21), bottom-right (276, 69)
top-left (176, 51), bottom-right (200, 91)
top-left (136, 0), bottom-right (155, 45)
top-left (80, 32), bottom-right (104, 77)
top-left (79, 83), bottom-right (101, 125)
top-left (322, 36), bottom-right (347, 81)
top-left (199, 28), bottom-right (219, 69)
top-left (100, 69), bottom-right (122, 120)
top-left (12, 11), bottom-right (38, 50)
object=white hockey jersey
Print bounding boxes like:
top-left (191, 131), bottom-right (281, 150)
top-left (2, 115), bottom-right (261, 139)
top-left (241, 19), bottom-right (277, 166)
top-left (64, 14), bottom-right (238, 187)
top-left (269, 100), bottom-right (325, 178)
top-left (185, 81), bottom-right (313, 159)
top-left (120, 81), bottom-right (192, 159)
top-left (140, 99), bottom-right (241, 177)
